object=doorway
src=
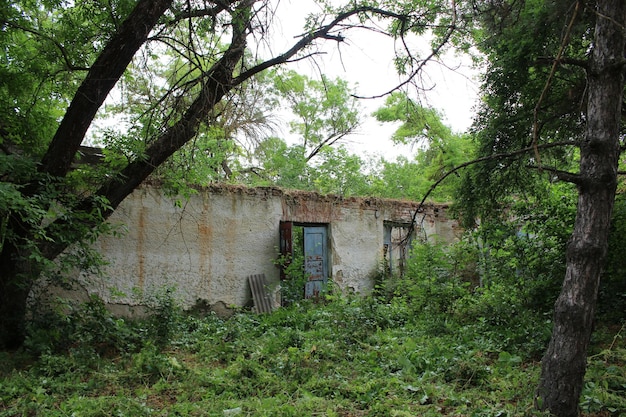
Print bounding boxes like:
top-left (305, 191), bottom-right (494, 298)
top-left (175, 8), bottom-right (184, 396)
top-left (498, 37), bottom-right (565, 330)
top-left (279, 221), bottom-right (329, 301)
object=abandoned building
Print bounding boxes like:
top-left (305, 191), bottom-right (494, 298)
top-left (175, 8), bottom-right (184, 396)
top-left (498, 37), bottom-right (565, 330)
top-left (54, 184), bottom-right (461, 315)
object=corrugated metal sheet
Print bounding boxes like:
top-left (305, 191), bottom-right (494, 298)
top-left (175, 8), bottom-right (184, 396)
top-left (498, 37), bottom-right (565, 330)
top-left (248, 273), bottom-right (273, 314)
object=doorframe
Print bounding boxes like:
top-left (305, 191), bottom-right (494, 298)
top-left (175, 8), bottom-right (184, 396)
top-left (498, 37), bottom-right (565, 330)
top-left (279, 221), bottom-right (330, 298)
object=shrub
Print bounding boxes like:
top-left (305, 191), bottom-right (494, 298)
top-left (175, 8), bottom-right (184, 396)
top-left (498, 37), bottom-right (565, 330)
top-left (401, 241), bottom-right (474, 316)
top-left (25, 295), bottom-right (141, 358)
top-left (142, 286), bottom-right (183, 349)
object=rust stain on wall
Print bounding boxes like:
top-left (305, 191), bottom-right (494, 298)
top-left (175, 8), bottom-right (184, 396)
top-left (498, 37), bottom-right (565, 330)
top-left (198, 222), bottom-right (212, 276)
top-left (137, 205), bottom-right (145, 290)
top-left (224, 218), bottom-right (238, 278)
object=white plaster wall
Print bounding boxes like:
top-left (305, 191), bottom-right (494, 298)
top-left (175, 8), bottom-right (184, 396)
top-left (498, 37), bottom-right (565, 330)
top-left (329, 207), bottom-right (382, 295)
top-left (73, 185), bottom-right (460, 312)
top-left (86, 187), bottom-right (283, 310)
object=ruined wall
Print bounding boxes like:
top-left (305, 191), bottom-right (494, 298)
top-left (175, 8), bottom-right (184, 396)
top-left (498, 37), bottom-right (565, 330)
top-left (71, 184), bottom-right (460, 313)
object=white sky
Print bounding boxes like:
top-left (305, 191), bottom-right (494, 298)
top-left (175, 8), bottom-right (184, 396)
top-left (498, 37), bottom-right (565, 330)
top-left (265, 0), bottom-right (480, 160)
top-left (91, 1), bottom-right (480, 161)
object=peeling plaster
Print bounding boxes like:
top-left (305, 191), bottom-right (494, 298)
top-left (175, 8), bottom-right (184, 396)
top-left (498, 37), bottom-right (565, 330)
top-left (50, 184), bottom-right (461, 314)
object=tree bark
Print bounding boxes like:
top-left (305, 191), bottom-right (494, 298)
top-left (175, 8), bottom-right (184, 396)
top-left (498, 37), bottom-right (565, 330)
top-left (0, 241), bottom-right (37, 350)
top-left (536, 1), bottom-right (626, 415)
top-left (39, 0), bottom-right (173, 179)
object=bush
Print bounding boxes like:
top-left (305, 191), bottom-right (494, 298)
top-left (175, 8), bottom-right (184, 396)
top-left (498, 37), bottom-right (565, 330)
top-left (389, 236), bottom-right (552, 358)
top-left (392, 241), bottom-right (475, 318)
top-left (25, 295), bottom-right (141, 358)
top-left (142, 286), bottom-right (183, 349)
top-left (24, 288), bottom-right (184, 359)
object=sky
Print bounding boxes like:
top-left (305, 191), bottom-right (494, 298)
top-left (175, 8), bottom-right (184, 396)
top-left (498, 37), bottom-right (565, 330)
top-left (264, 0), bottom-right (480, 160)
top-left (91, 1), bottom-right (480, 161)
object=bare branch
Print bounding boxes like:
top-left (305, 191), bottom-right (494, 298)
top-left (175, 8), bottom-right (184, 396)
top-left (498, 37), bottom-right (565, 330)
top-left (306, 130), bottom-right (354, 161)
top-left (234, 5), bottom-right (430, 85)
top-left (353, 3), bottom-right (459, 100)
top-left (409, 140), bottom-right (580, 228)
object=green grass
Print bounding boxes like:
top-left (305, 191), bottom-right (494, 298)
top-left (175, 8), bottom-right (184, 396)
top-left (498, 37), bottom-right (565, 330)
top-left (0, 294), bottom-right (624, 417)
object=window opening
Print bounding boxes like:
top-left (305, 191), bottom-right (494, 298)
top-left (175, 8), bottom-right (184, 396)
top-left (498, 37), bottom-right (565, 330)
top-left (383, 222), bottom-right (413, 276)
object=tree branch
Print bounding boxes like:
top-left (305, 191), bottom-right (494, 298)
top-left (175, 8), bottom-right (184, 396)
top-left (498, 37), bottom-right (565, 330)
top-left (168, 3), bottom-right (231, 25)
top-left (6, 23), bottom-right (91, 71)
top-left (409, 140), bottom-right (580, 227)
top-left (535, 56), bottom-right (589, 68)
top-left (37, 0), bottom-right (174, 179)
top-left (526, 164), bottom-right (583, 183)
top-left (234, 6), bottom-right (421, 84)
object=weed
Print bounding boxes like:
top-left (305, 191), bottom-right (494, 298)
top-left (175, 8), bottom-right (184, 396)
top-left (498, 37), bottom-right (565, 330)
top-left (2, 281), bottom-right (624, 416)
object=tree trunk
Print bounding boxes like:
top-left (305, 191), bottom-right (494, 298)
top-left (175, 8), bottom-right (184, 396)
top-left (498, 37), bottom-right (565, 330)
top-left (0, 0), bottom-right (173, 351)
top-left (536, 1), bottom-right (626, 415)
top-left (39, 0), bottom-right (173, 179)
top-left (0, 242), bottom-right (37, 350)
top-left (0, 2), bottom-right (250, 350)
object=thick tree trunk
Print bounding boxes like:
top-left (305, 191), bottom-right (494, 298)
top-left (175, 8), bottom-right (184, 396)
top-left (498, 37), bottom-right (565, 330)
top-left (536, 1), bottom-right (625, 416)
top-left (39, 0), bottom-right (173, 179)
top-left (0, 0), bottom-right (173, 351)
top-left (0, 242), bottom-right (37, 350)
top-left (0, 3), bottom-right (250, 350)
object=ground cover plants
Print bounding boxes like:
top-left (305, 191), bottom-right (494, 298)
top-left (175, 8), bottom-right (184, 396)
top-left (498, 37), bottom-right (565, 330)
top-left (1, 219), bottom-right (625, 417)
top-left (1, 263), bottom-right (624, 417)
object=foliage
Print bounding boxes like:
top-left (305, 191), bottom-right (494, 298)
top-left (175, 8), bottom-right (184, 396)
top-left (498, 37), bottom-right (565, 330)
top-left (400, 241), bottom-right (474, 316)
top-left (23, 290), bottom-right (184, 359)
top-left (274, 227), bottom-right (307, 306)
top-left (246, 139), bottom-right (310, 188)
top-left (234, 70), bottom-right (370, 196)
top-left (269, 70), bottom-right (361, 161)
top-left (371, 92), bottom-right (474, 201)
top-left (373, 92), bottom-right (453, 146)
top-left (454, 0), bottom-right (594, 226)
top-left (310, 146), bottom-right (371, 196)
top-left (472, 182), bottom-right (576, 311)
top-left (599, 192), bottom-right (626, 322)
top-left (0, 152), bottom-right (113, 286)
top-left (1, 288), bottom-right (624, 416)
top-left (367, 156), bottom-right (423, 200)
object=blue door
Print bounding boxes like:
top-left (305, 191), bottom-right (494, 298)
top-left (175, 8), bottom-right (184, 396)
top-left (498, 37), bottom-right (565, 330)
top-left (304, 226), bottom-right (328, 298)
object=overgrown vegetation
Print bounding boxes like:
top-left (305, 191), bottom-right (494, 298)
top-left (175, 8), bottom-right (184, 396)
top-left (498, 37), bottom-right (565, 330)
top-left (2, 233), bottom-right (624, 417)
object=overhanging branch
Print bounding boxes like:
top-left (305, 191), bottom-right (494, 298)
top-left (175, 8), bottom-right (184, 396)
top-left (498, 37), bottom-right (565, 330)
top-left (38, 0), bottom-right (174, 179)
top-left (526, 164), bottom-right (583, 183)
top-left (409, 140), bottom-right (580, 231)
top-left (234, 5), bottom-right (431, 85)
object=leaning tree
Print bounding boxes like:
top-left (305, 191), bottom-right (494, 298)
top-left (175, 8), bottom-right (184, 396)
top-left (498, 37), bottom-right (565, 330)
top-left (0, 0), bottom-right (460, 348)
